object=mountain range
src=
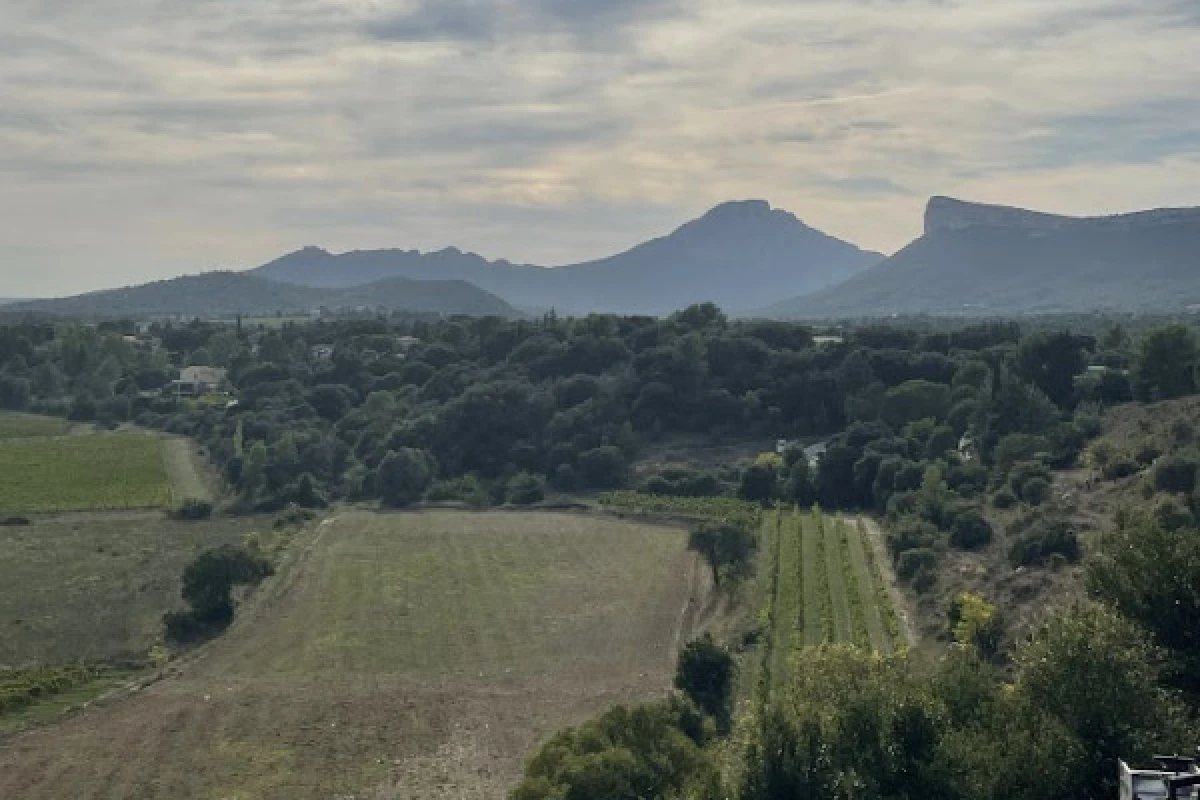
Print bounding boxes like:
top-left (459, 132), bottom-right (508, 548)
top-left (5, 273), bottom-right (518, 318)
top-left (253, 200), bottom-right (883, 316)
top-left (8, 195), bottom-right (1200, 320)
top-left (764, 197), bottom-right (1200, 318)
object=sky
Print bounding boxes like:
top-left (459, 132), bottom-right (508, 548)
top-left (2, 0), bottom-right (1200, 297)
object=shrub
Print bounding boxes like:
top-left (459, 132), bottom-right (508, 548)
top-left (1153, 498), bottom-right (1194, 532)
top-left (1103, 457), bottom-right (1140, 481)
top-left (1009, 461), bottom-right (1052, 500)
top-left (165, 545), bottom-right (273, 643)
top-left (950, 511), bottom-right (994, 550)
top-left (174, 498), bottom-right (214, 520)
top-left (1008, 516), bottom-right (1080, 567)
top-left (897, 547), bottom-right (938, 584)
top-left (1020, 476), bottom-right (1051, 507)
top-left (991, 489), bottom-right (1017, 509)
top-left (674, 634), bottom-right (735, 734)
top-left (947, 592), bottom-right (1004, 659)
top-left (377, 448), bottom-right (436, 507)
top-left (887, 515), bottom-right (940, 556)
top-left (1134, 441), bottom-right (1162, 467)
top-left (0, 516), bottom-right (31, 527)
top-left (1155, 455), bottom-right (1198, 494)
top-left (506, 472), bottom-right (545, 506)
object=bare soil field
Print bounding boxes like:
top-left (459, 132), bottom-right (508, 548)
top-left (0, 510), bottom-right (704, 799)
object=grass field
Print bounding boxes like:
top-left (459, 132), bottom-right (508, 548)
top-left (0, 514), bottom-right (255, 667)
top-left (755, 508), bottom-right (904, 702)
top-left (0, 413), bottom-right (72, 440)
top-left (0, 511), bottom-right (705, 799)
top-left (0, 432), bottom-right (171, 514)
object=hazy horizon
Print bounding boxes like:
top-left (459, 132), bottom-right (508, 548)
top-left (3, 0), bottom-right (1200, 297)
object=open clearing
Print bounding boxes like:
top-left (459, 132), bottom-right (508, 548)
top-left (0, 514), bottom-right (254, 667)
top-left (0, 432), bottom-right (171, 514)
top-left (0, 510), bottom-right (704, 799)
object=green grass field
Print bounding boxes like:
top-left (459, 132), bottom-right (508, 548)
top-left (755, 508), bottom-right (903, 703)
top-left (0, 514), bottom-right (255, 667)
top-left (0, 413), bottom-right (71, 439)
top-left (0, 511), bottom-right (704, 799)
top-left (0, 433), bottom-right (171, 514)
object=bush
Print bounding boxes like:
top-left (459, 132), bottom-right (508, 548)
top-left (576, 445), bottom-right (627, 489)
top-left (1008, 515), bottom-right (1080, 567)
top-left (1009, 461), bottom-right (1052, 501)
top-left (0, 516), bottom-right (31, 527)
top-left (991, 489), bottom-right (1017, 509)
top-left (1153, 498), bottom-right (1194, 532)
top-left (950, 511), bottom-right (994, 550)
top-left (897, 547), bottom-right (938, 586)
top-left (506, 472), bottom-right (545, 506)
top-left (1134, 441), bottom-right (1162, 467)
top-left (674, 634), bottom-right (735, 734)
top-left (377, 448), bottom-right (436, 507)
top-left (174, 498), bottom-right (214, 520)
top-left (165, 545), bottom-right (273, 643)
top-left (1103, 456), bottom-right (1140, 481)
top-left (511, 696), bottom-right (717, 800)
top-left (887, 515), bottom-right (940, 555)
top-left (688, 522), bottom-right (757, 587)
top-left (1020, 476), bottom-right (1051, 507)
top-left (1155, 455), bottom-right (1199, 494)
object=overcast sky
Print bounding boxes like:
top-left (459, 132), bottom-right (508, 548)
top-left (3, 0), bottom-right (1200, 297)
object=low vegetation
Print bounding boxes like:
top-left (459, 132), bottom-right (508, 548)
top-left (0, 433), bottom-right (170, 514)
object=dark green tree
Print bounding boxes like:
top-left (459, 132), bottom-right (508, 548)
top-left (674, 635), bottom-right (735, 733)
top-left (1134, 324), bottom-right (1199, 401)
top-left (377, 448), bottom-right (436, 507)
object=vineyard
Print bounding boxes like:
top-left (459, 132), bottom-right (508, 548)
top-left (754, 507), bottom-right (903, 703)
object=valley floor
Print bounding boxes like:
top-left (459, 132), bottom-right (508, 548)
top-left (0, 510), bottom-right (706, 799)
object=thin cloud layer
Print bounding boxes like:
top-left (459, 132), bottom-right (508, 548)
top-left (1, 0), bottom-right (1199, 296)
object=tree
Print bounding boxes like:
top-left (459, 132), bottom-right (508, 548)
top-left (1014, 604), bottom-right (1188, 800)
top-left (165, 545), bottom-right (272, 642)
top-left (1016, 330), bottom-right (1091, 408)
top-left (738, 462), bottom-right (779, 505)
top-left (511, 697), bottom-right (719, 800)
top-left (1134, 324), bottom-right (1198, 401)
top-left (377, 448), bottom-right (435, 507)
top-left (880, 380), bottom-right (952, 429)
top-left (1088, 516), bottom-right (1200, 695)
top-left (688, 522), bottom-right (756, 587)
top-left (674, 635), bottom-right (735, 733)
top-left (506, 472), bottom-right (545, 505)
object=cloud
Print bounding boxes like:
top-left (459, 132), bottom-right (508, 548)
top-left (1, 0), bottom-right (1199, 296)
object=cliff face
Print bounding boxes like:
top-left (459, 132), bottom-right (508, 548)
top-left (925, 196), bottom-right (1200, 235)
top-left (764, 195), bottom-right (1200, 318)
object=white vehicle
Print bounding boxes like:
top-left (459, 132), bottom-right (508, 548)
top-left (1120, 755), bottom-right (1200, 800)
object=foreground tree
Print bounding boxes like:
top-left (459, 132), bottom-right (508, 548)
top-left (377, 448), bottom-right (436, 508)
top-left (1134, 324), bottom-right (1198, 401)
top-left (688, 522), bottom-right (757, 587)
top-left (674, 635), bottom-right (735, 733)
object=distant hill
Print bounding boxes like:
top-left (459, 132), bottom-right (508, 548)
top-left (6, 272), bottom-right (519, 318)
top-left (254, 200), bottom-right (883, 315)
top-left (763, 197), bottom-right (1200, 318)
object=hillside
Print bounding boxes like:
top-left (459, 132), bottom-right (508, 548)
top-left (254, 200), bottom-right (883, 315)
top-left (765, 196), bottom-right (1200, 318)
top-left (6, 272), bottom-right (519, 317)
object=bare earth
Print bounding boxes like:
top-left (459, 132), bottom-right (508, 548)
top-left (0, 510), bottom-right (704, 799)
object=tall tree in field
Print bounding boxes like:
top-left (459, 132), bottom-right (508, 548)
top-left (1015, 330), bottom-right (1092, 408)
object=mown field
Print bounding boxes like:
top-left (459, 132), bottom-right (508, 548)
top-left (0, 431), bottom-right (171, 514)
top-left (0, 511), bottom-right (705, 799)
top-left (755, 508), bottom-right (905, 701)
top-left (0, 514), bottom-right (253, 667)
top-left (0, 413), bottom-right (72, 440)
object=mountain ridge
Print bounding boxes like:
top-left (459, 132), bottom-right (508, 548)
top-left (764, 196), bottom-right (1200, 318)
top-left (4, 272), bottom-right (519, 318)
top-left (253, 200), bottom-right (884, 315)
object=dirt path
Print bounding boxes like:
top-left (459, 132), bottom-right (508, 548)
top-left (160, 435), bottom-right (216, 504)
top-left (859, 518), bottom-right (917, 649)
